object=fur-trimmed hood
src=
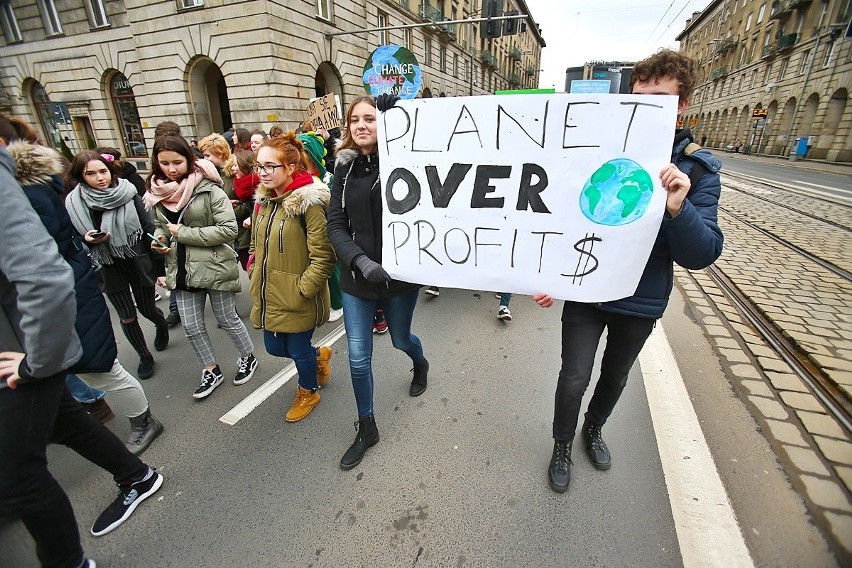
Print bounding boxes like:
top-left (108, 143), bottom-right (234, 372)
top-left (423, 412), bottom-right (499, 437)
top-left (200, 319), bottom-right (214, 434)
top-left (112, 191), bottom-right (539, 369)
top-left (6, 141), bottom-right (65, 187)
top-left (255, 178), bottom-right (330, 216)
top-left (334, 148), bottom-right (360, 170)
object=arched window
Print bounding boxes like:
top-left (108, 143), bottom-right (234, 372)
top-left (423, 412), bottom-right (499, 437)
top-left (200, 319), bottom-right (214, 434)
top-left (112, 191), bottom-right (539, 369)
top-left (30, 81), bottom-right (58, 147)
top-left (109, 73), bottom-right (147, 158)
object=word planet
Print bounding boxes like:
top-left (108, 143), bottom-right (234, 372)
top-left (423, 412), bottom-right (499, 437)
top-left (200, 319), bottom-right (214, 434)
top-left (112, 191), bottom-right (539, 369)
top-left (579, 159), bottom-right (654, 226)
top-left (362, 44), bottom-right (422, 99)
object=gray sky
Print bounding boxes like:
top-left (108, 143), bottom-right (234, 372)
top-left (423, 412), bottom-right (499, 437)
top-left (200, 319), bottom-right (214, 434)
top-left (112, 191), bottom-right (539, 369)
top-left (523, 0), bottom-right (711, 91)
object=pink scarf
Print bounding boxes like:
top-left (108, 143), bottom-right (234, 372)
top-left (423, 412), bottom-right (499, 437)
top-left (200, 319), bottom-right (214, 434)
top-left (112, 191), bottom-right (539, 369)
top-left (144, 159), bottom-right (223, 212)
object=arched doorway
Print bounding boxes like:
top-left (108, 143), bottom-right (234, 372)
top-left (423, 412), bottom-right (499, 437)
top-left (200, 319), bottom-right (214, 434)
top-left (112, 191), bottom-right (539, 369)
top-left (187, 58), bottom-right (232, 136)
top-left (774, 97), bottom-right (796, 155)
top-left (314, 62), bottom-right (344, 128)
top-left (823, 88), bottom-right (848, 161)
top-left (800, 93), bottom-right (820, 134)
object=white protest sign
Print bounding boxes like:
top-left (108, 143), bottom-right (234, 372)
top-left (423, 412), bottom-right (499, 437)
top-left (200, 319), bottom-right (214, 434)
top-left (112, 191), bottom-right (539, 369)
top-left (378, 93), bottom-right (678, 302)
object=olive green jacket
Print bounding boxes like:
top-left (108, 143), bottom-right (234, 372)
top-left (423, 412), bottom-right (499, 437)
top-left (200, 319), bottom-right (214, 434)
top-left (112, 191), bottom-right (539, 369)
top-left (249, 179), bottom-right (335, 333)
top-left (151, 179), bottom-right (240, 293)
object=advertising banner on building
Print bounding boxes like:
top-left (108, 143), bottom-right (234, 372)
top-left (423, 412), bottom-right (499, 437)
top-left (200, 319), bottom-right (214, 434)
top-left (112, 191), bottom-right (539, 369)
top-left (377, 94), bottom-right (677, 302)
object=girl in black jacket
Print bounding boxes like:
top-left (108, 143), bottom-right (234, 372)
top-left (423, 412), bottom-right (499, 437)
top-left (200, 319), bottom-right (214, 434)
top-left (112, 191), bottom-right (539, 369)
top-left (65, 151), bottom-right (169, 380)
top-left (326, 95), bottom-right (429, 470)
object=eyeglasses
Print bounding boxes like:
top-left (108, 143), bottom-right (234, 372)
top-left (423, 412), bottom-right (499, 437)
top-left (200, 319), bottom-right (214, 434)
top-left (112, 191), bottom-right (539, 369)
top-left (254, 163), bottom-right (285, 175)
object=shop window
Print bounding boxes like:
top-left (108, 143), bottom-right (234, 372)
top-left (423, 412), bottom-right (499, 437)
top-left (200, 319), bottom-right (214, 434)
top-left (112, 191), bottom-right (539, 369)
top-left (110, 73), bottom-right (148, 158)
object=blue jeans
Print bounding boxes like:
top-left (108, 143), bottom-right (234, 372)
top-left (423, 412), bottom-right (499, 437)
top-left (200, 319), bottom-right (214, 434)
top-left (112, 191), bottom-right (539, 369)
top-left (341, 289), bottom-right (425, 417)
top-left (65, 374), bottom-right (104, 404)
top-left (499, 292), bottom-right (512, 307)
top-left (553, 301), bottom-right (655, 441)
top-left (263, 330), bottom-right (318, 390)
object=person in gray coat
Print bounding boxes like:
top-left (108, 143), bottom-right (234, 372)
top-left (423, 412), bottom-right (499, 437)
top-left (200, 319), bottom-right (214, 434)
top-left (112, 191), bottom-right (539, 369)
top-left (0, 138), bottom-right (161, 567)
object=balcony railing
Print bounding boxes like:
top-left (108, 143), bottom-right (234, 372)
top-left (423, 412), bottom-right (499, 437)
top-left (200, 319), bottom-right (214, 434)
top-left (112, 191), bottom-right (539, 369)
top-left (525, 64), bottom-right (536, 75)
top-left (509, 46), bottom-right (522, 60)
top-left (761, 44), bottom-right (777, 59)
top-left (481, 51), bottom-right (497, 68)
top-left (777, 32), bottom-right (799, 51)
top-left (709, 66), bottom-right (729, 80)
top-left (398, 0), bottom-right (410, 11)
top-left (770, 0), bottom-right (792, 19)
top-left (419, 3), bottom-right (442, 23)
top-left (438, 20), bottom-right (457, 40)
top-left (714, 38), bottom-right (738, 54)
top-left (787, 0), bottom-right (812, 10)
top-left (508, 72), bottom-right (520, 85)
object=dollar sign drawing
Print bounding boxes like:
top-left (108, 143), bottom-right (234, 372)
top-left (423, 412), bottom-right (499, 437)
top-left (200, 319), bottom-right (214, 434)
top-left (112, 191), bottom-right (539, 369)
top-left (562, 233), bottom-right (601, 284)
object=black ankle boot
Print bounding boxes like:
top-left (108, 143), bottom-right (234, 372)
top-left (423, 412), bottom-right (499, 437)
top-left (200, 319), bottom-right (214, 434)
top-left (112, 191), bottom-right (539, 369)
top-left (340, 414), bottom-right (379, 470)
top-left (582, 420), bottom-right (611, 470)
top-left (548, 440), bottom-right (572, 493)
top-left (410, 359), bottom-right (429, 397)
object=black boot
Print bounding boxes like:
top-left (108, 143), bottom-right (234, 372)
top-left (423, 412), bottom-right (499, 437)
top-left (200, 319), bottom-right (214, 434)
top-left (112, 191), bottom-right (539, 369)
top-left (582, 419), bottom-right (611, 470)
top-left (125, 408), bottom-right (164, 456)
top-left (548, 440), bottom-right (572, 493)
top-left (340, 415), bottom-right (379, 470)
top-left (410, 358), bottom-right (429, 397)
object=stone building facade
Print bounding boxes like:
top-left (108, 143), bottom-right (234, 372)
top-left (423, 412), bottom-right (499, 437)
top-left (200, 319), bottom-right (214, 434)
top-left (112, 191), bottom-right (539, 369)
top-left (0, 0), bottom-right (544, 168)
top-left (675, 0), bottom-right (851, 161)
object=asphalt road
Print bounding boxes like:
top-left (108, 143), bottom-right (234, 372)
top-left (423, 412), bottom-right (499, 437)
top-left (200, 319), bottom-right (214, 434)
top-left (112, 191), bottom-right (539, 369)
top-left (1, 280), bottom-right (840, 567)
top-left (719, 154), bottom-right (851, 200)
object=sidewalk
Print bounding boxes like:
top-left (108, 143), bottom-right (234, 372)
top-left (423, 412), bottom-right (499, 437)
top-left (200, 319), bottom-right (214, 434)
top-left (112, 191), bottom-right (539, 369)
top-left (712, 148), bottom-right (852, 176)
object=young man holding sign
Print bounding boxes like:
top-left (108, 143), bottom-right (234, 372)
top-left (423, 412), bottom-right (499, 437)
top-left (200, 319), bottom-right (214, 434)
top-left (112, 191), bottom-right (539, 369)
top-left (534, 50), bottom-right (724, 493)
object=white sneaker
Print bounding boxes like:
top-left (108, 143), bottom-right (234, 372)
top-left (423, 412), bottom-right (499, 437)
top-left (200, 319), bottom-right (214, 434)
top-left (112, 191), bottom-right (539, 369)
top-left (328, 308), bottom-right (343, 322)
top-left (497, 306), bottom-right (512, 321)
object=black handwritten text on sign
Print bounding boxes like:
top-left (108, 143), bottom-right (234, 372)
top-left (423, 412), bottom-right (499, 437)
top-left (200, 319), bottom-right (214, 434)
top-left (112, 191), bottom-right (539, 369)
top-left (377, 94), bottom-right (678, 302)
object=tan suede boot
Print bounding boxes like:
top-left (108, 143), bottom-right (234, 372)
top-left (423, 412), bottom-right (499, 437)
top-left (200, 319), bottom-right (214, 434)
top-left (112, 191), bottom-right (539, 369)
top-left (316, 346), bottom-right (333, 386)
top-left (285, 386), bottom-right (320, 422)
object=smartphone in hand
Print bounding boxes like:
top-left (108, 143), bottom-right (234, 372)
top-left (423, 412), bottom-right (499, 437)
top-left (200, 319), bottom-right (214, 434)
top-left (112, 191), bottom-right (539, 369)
top-left (89, 230), bottom-right (106, 239)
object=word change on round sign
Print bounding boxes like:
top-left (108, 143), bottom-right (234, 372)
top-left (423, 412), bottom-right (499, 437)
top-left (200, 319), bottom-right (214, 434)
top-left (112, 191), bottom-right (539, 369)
top-left (362, 44), bottom-right (422, 100)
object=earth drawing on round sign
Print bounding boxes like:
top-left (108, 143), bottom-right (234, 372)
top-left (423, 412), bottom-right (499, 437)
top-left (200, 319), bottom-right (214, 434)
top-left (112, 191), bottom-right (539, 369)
top-left (579, 159), bottom-right (655, 226)
top-left (362, 44), bottom-right (422, 100)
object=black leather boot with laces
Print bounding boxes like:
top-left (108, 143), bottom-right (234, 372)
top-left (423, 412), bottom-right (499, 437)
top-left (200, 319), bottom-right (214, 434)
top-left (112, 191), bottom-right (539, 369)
top-left (340, 414), bottom-right (379, 470)
top-left (548, 440), bottom-right (572, 493)
top-left (582, 420), bottom-right (611, 470)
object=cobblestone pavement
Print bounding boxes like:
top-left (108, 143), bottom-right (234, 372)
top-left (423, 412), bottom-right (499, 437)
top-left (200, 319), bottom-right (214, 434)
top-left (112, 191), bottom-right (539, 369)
top-left (674, 172), bottom-right (852, 558)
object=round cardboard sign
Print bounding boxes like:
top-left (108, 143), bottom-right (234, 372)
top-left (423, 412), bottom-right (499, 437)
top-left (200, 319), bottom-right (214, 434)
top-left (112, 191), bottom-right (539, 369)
top-left (362, 44), bottom-right (422, 100)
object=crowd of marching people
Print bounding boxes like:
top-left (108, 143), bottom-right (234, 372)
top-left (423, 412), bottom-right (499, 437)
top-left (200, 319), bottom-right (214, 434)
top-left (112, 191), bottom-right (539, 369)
top-left (0, 49), bottom-right (723, 568)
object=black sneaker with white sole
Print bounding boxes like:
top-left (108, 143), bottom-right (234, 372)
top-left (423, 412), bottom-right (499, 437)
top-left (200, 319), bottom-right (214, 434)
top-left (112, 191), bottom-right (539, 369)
top-left (91, 468), bottom-right (163, 536)
top-left (233, 354), bottom-right (258, 385)
top-left (193, 365), bottom-right (224, 399)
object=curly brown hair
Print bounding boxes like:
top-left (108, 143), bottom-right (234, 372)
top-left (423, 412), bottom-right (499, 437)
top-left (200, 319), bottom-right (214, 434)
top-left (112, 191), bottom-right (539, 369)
top-left (630, 49), bottom-right (697, 102)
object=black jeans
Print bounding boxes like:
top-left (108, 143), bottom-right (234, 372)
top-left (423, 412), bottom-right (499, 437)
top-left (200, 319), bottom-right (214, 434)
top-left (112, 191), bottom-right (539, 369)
top-left (0, 375), bottom-right (147, 568)
top-left (553, 302), bottom-right (656, 442)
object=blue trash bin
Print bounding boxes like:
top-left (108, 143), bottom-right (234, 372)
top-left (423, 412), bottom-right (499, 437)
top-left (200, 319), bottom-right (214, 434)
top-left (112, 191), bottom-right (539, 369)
top-left (794, 136), bottom-right (809, 158)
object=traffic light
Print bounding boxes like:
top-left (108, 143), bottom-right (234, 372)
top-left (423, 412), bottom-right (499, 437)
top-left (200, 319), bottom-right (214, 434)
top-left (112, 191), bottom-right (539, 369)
top-left (481, 0), bottom-right (503, 39)
top-left (504, 10), bottom-right (519, 35)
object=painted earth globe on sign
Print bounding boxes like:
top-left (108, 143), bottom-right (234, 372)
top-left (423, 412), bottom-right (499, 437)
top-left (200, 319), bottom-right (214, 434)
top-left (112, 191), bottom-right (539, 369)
top-left (362, 44), bottom-right (422, 100)
top-left (579, 158), bottom-right (655, 226)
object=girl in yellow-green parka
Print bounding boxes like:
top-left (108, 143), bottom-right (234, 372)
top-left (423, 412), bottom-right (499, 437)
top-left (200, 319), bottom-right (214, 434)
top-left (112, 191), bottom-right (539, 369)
top-left (249, 133), bottom-right (335, 423)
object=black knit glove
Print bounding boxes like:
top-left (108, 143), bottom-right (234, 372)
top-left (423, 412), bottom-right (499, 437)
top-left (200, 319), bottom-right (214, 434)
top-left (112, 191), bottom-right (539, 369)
top-left (354, 255), bottom-right (391, 283)
top-left (376, 94), bottom-right (400, 113)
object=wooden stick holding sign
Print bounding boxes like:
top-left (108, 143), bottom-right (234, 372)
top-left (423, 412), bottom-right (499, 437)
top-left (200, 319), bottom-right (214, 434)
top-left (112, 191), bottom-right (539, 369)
top-left (306, 93), bottom-right (342, 132)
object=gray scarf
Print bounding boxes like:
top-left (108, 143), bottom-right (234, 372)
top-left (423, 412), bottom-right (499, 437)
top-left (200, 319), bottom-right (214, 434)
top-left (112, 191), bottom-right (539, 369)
top-left (65, 178), bottom-right (142, 265)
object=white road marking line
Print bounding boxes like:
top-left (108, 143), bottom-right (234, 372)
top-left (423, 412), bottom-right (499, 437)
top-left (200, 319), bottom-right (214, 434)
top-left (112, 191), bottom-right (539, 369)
top-left (219, 324), bottom-right (347, 425)
top-left (791, 179), bottom-right (845, 192)
top-left (640, 324), bottom-right (755, 568)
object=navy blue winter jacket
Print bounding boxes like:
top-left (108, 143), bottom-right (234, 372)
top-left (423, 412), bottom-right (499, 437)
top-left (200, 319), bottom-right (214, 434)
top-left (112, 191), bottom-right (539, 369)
top-left (9, 141), bottom-right (118, 373)
top-left (598, 129), bottom-right (724, 319)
